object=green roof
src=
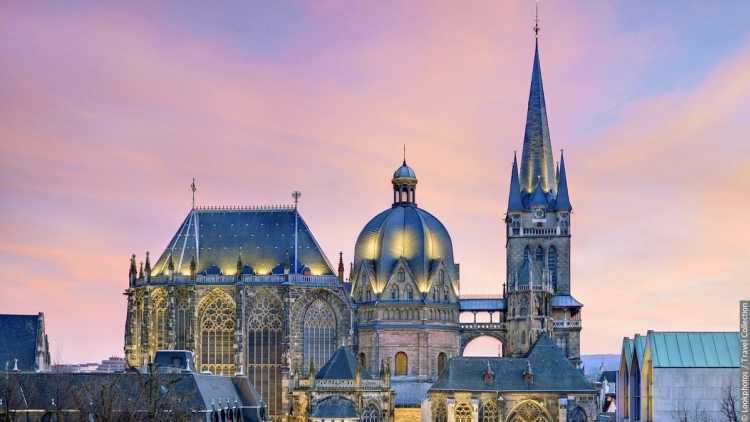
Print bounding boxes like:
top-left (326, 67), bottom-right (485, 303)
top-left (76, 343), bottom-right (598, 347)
top-left (648, 331), bottom-right (739, 368)
top-left (621, 337), bottom-right (634, 372)
top-left (633, 334), bottom-right (646, 369)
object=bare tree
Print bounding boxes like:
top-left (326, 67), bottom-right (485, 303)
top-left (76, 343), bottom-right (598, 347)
top-left (673, 400), bottom-right (715, 422)
top-left (720, 383), bottom-right (739, 422)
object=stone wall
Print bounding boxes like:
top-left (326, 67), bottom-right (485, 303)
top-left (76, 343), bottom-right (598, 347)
top-left (651, 367), bottom-right (739, 422)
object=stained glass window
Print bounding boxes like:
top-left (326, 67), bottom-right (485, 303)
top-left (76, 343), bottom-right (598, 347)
top-left (395, 351), bottom-right (408, 376)
top-left (197, 289), bottom-right (236, 376)
top-left (247, 292), bottom-right (283, 417)
top-left (303, 299), bottom-right (337, 372)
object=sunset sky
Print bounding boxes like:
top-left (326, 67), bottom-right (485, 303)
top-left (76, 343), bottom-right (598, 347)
top-left (1, 1), bottom-right (749, 363)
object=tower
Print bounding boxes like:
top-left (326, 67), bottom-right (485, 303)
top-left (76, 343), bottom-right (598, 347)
top-left (504, 28), bottom-right (582, 365)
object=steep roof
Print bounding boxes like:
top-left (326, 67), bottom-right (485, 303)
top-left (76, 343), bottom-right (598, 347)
top-left (555, 151), bottom-right (572, 211)
top-left (633, 334), bottom-right (646, 369)
top-left (430, 334), bottom-right (594, 393)
top-left (316, 346), bottom-right (373, 380)
top-left (621, 337), bottom-right (634, 372)
top-left (647, 331), bottom-right (739, 368)
top-left (507, 154), bottom-right (524, 212)
top-left (310, 395), bottom-right (358, 418)
top-left (152, 207), bottom-right (334, 277)
top-left (0, 314), bottom-right (43, 371)
top-left (519, 39), bottom-right (556, 194)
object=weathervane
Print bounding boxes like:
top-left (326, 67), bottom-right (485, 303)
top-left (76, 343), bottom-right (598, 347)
top-left (534, 1), bottom-right (540, 38)
top-left (191, 177), bottom-right (197, 209)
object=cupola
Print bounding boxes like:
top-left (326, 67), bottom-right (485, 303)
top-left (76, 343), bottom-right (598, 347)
top-left (392, 160), bottom-right (417, 206)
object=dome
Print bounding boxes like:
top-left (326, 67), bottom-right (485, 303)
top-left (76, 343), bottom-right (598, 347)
top-left (353, 204), bottom-right (456, 293)
top-left (393, 162), bottom-right (417, 179)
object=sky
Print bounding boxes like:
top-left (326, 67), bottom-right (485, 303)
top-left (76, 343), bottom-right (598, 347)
top-left (1, 1), bottom-right (749, 364)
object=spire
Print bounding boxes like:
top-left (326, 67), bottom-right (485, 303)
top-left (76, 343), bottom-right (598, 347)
top-left (519, 33), bottom-right (556, 194)
top-left (507, 152), bottom-right (524, 211)
top-left (556, 150), bottom-right (572, 211)
top-left (337, 252), bottom-right (345, 282)
top-left (144, 251), bottom-right (151, 281)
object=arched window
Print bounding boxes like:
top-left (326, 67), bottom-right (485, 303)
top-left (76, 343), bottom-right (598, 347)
top-left (395, 352), bottom-right (408, 376)
top-left (454, 402), bottom-right (472, 422)
top-left (507, 400), bottom-right (551, 422)
top-left (362, 403), bottom-right (382, 422)
top-left (535, 245), bottom-right (544, 262)
top-left (303, 299), bottom-right (337, 372)
top-left (433, 400), bottom-right (447, 422)
top-left (197, 289), bottom-right (236, 375)
top-left (480, 401), bottom-right (498, 422)
top-left (439, 269), bottom-right (445, 283)
top-left (175, 290), bottom-right (191, 350)
top-left (407, 287), bottom-right (414, 300)
top-left (247, 292), bottom-right (283, 417)
top-left (519, 296), bottom-right (529, 317)
top-left (150, 289), bottom-right (169, 351)
top-left (567, 405), bottom-right (588, 422)
top-left (443, 288), bottom-right (448, 302)
top-left (548, 246), bottom-right (558, 288)
top-left (437, 352), bottom-right (447, 376)
top-left (358, 352), bottom-right (367, 369)
top-left (391, 286), bottom-right (399, 300)
top-left (398, 269), bottom-right (405, 282)
top-left (523, 246), bottom-right (531, 262)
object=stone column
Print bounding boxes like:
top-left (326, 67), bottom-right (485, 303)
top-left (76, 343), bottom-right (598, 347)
top-left (167, 286), bottom-right (177, 349)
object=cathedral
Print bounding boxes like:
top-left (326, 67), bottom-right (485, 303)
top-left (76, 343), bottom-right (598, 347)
top-left (124, 28), bottom-right (593, 422)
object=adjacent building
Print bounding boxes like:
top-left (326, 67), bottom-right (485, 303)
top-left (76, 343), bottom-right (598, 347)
top-left (617, 331), bottom-right (740, 422)
top-left (0, 313), bottom-right (50, 372)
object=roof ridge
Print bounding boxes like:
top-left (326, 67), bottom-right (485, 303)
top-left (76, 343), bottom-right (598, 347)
top-left (195, 204), bottom-right (295, 211)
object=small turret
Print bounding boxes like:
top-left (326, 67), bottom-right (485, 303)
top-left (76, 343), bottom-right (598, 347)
top-left (555, 150), bottom-right (572, 211)
top-left (144, 251), bottom-right (152, 282)
top-left (129, 254), bottom-right (137, 286)
top-left (507, 153), bottom-right (524, 212)
top-left (337, 252), bottom-right (345, 282)
top-left (138, 262), bottom-right (144, 280)
top-left (308, 360), bottom-right (316, 387)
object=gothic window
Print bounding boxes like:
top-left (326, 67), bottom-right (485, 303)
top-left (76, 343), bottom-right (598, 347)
top-left (535, 245), bottom-right (544, 262)
top-left (175, 293), bottom-right (191, 350)
top-left (454, 402), bottom-right (472, 422)
top-left (303, 299), bottom-right (337, 372)
top-left (391, 286), bottom-right (399, 300)
top-left (247, 292), bottom-right (283, 417)
top-left (439, 269), bottom-right (445, 283)
top-left (443, 288), bottom-right (448, 302)
top-left (197, 289), bottom-right (236, 376)
top-left (358, 352), bottom-right (367, 369)
top-left (433, 401), bottom-right (448, 422)
top-left (362, 403), bottom-right (381, 422)
top-left (407, 287), bottom-right (414, 300)
top-left (520, 296), bottom-right (529, 317)
top-left (395, 351), bottom-right (408, 376)
top-left (548, 246), bottom-right (558, 288)
top-left (398, 269), bottom-right (405, 282)
top-left (567, 405), bottom-right (588, 422)
top-left (437, 352), bottom-right (447, 376)
top-left (506, 400), bottom-right (551, 422)
top-left (150, 289), bottom-right (169, 351)
top-left (480, 401), bottom-right (498, 422)
top-left (523, 246), bottom-right (531, 262)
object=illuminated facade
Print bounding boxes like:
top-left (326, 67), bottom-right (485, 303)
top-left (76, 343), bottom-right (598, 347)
top-left (123, 206), bottom-right (352, 420)
top-left (124, 19), bottom-right (590, 422)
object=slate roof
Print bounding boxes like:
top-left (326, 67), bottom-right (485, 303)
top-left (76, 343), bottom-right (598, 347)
top-left (392, 380), bottom-right (433, 406)
top-left (310, 395), bottom-right (358, 418)
top-left (430, 334), bottom-right (594, 393)
top-left (0, 314), bottom-right (44, 372)
top-left (647, 331), bottom-right (739, 368)
top-left (0, 372), bottom-right (265, 421)
top-left (152, 207), bottom-right (334, 277)
top-left (550, 294), bottom-right (583, 308)
top-left (316, 346), bottom-right (374, 380)
top-left (459, 298), bottom-right (506, 312)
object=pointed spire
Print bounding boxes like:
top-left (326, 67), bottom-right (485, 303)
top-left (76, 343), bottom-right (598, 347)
top-left (337, 252), bottom-right (345, 282)
top-left (519, 35), bottom-right (556, 194)
top-left (556, 150), bottom-right (572, 211)
top-left (138, 262), bottom-right (144, 280)
top-left (144, 251), bottom-right (151, 282)
top-left (507, 152), bottom-right (524, 211)
top-left (129, 254), bottom-right (137, 286)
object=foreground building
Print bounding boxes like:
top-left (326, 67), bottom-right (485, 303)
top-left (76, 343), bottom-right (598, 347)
top-left (426, 334), bottom-right (596, 422)
top-left (123, 20), bottom-right (589, 422)
top-left (0, 371), bottom-right (265, 421)
top-left (617, 331), bottom-right (740, 422)
top-left (0, 313), bottom-right (50, 372)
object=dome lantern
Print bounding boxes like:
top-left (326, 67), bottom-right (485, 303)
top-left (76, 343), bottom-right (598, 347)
top-left (392, 160), bottom-right (417, 206)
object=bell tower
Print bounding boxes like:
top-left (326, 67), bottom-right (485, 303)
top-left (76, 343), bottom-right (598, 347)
top-left (503, 23), bottom-right (582, 366)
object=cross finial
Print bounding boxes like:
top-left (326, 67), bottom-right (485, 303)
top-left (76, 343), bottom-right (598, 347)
top-left (292, 190), bottom-right (301, 209)
top-left (191, 177), bottom-right (197, 209)
top-left (534, 1), bottom-right (540, 38)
